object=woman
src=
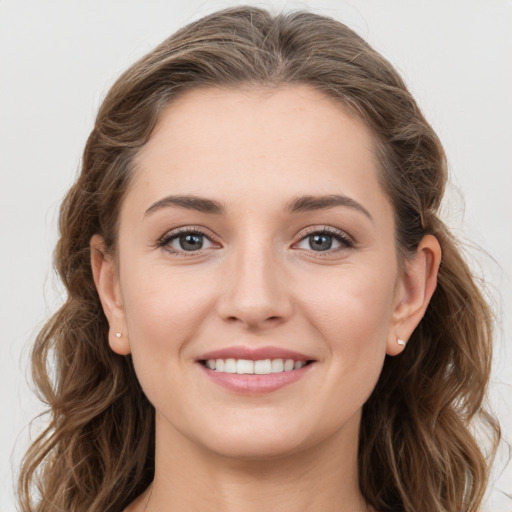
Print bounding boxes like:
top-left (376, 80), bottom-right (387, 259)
top-left (18, 6), bottom-right (500, 512)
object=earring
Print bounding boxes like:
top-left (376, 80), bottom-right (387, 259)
top-left (397, 338), bottom-right (406, 346)
top-left (115, 332), bottom-right (122, 338)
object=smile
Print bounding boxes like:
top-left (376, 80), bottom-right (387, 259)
top-left (197, 347), bottom-right (316, 393)
top-left (202, 358), bottom-right (311, 374)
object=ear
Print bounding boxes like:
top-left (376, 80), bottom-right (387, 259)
top-left (387, 235), bottom-right (442, 356)
top-left (90, 234), bottom-right (131, 355)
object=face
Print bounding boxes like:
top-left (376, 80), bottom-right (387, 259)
top-left (97, 85), bottom-right (415, 460)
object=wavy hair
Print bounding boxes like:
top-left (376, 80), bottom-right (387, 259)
top-left (18, 6), bottom-right (499, 512)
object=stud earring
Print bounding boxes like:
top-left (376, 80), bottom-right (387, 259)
top-left (115, 332), bottom-right (122, 338)
top-left (397, 338), bottom-right (406, 346)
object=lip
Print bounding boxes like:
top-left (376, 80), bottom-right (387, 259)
top-left (196, 345), bottom-right (316, 395)
top-left (198, 346), bottom-right (314, 362)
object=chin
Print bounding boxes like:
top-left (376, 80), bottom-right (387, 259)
top-left (190, 414), bottom-right (341, 462)
top-left (206, 432), bottom-right (311, 461)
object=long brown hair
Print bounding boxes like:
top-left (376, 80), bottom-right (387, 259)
top-left (18, 6), bottom-right (499, 511)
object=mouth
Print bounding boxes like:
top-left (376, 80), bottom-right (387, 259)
top-left (196, 347), bottom-right (316, 393)
top-left (200, 358), bottom-right (315, 375)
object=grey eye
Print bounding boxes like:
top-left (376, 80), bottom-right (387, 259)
top-left (295, 229), bottom-right (352, 253)
top-left (163, 231), bottom-right (215, 252)
top-left (177, 233), bottom-right (204, 251)
top-left (308, 234), bottom-right (333, 251)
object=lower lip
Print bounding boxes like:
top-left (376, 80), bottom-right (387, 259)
top-left (198, 362), bottom-right (314, 394)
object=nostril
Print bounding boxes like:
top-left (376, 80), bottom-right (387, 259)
top-left (225, 315), bottom-right (282, 324)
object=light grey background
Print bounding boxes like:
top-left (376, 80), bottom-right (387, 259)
top-left (1, 0), bottom-right (511, 510)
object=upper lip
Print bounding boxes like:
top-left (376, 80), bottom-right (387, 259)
top-left (198, 346), bottom-right (315, 362)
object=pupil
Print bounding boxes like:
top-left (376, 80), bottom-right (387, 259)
top-left (310, 234), bottom-right (332, 251)
top-left (180, 234), bottom-right (203, 251)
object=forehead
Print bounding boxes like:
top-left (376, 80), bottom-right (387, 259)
top-left (127, 84), bottom-right (390, 218)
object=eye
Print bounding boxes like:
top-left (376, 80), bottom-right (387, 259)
top-left (157, 228), bottom-right (218, 254)
top-left (173, 232), bottom-right (209, 251)
top-left (295, 228), bottom-right (353, 253)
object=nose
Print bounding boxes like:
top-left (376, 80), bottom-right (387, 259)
top-left (216, 241), bottom-right (293, 330)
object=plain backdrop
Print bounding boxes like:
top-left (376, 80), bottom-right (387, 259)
top-left (1, 0), bottom-right (511, 510)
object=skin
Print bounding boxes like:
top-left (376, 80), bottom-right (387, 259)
top-left (91, 85), bottom-right (441, 512)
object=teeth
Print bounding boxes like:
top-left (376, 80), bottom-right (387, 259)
top-left (271, 359), bottom-right (284, 372)
top-left (204, 358), bottom-right (309, 374)
top-left (237, 359), bottom-right (254, 374)
top-left (254, 359), bottom-right (271, 374)
top-left (224, 358), bottom-right (236, 373)
top-left (284, 359), bottom-right (295, 371)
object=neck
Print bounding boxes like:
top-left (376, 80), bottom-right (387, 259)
top-left (129, 412), bottom-right (371, 512)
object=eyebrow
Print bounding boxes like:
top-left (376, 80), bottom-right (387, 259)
top-left (144, 195), bottom-right (225, 217)
top-left (285, 194), bottom-right (373, 221)
top-left (144, 193), bottom-right (372, 221)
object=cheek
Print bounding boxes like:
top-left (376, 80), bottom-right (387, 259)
top-left (297, 260), bottom-right (397, 383)
top-left (122, 260), bottom-right (210, 330)
top-left (119, 263), bottom-right (213, 381)
top-left (306, 263), bottom-right (395, 336)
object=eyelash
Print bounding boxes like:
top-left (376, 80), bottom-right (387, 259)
top-left (295, 226), bottom-right (355, 254)
top-left (155, 225), bottom-right (355, 256)
top-left (156, 226), bottom-right (219, 256)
